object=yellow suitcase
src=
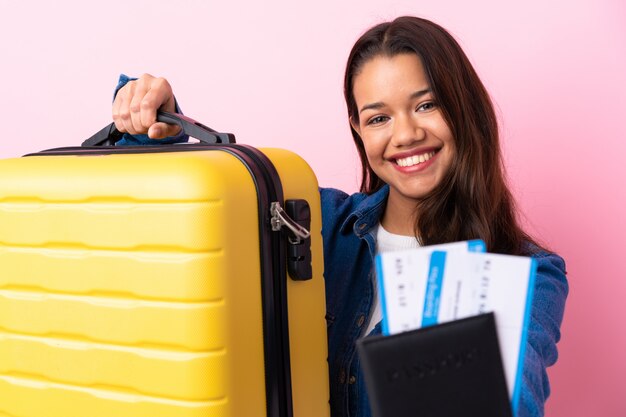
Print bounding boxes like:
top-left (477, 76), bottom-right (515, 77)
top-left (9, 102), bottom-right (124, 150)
top-left (0, 113), bottom-right (330, 417)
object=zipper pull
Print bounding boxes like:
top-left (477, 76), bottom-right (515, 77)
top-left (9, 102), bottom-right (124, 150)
top-left (270, 201), bottom-right (313, 281)
top-left (270, 202), bottom-right (310, 243)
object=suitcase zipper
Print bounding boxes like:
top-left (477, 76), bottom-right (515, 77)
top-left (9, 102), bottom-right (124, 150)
top-left (24, 144), bottom-right (297, 417)
top-left (226, 145), bottom-right (295, 417)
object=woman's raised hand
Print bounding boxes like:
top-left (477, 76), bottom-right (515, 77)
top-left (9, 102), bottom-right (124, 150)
top-left (112, 73), bottom-right (182, 139)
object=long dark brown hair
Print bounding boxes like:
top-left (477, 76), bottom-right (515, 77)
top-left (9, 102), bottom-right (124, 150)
top-left (344, 16), bottom-right (541, 255)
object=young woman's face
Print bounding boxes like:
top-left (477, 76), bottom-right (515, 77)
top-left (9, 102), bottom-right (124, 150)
top-left (351, 53), bottom-right (455, 205)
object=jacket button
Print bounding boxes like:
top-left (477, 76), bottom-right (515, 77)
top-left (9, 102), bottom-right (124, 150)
top-left (358, 223), bottom-right (367, 230)
top-left (357, 315), bottom-right (365, 327)
top-left (349, 376), bottom-right (356, 385)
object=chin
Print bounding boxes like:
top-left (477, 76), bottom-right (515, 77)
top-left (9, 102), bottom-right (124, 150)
top-left (393, 187), bottom-right (434, 203)
top-left (403, 182), bottom-right (440, 200)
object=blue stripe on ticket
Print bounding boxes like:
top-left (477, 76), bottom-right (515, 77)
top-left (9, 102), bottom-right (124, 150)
top-left (467, 239), bottom-right (487, 252)
top-left (422, 251), bottom-right (446, 327)
top-left (512, 258), bottom-right (537, 415)
top-left (375, 254), bottom-right (391, 336)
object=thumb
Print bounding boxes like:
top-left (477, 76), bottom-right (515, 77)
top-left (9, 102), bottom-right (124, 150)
top-left (147, 122), bottom-right (182, 139)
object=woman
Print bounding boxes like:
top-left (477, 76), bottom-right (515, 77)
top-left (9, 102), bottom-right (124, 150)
top-left (112, 16), bottom-right (568, 417)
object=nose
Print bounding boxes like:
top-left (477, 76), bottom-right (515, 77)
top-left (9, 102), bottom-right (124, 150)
top-left (391, 114), bottom-right (425, 147)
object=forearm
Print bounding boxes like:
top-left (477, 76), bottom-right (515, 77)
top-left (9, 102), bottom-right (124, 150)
top-left (518, 252), bottom-right (568, 417)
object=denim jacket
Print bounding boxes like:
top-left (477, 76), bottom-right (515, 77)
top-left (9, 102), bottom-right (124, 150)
top-left (320, 185), bottom-right (568, 417)
top-left (113, 75), bottom-right (568, 417)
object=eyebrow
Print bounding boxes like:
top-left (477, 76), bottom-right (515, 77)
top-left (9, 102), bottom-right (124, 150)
top-left (358, 88), bottom-right (432, 114)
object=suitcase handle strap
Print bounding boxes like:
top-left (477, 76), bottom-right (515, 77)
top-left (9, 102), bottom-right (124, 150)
top-left (82, 111), bottom-right (236, 146)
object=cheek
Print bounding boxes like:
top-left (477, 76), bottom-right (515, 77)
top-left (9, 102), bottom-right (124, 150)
top-left (362, 145), bottom-right (383, 170)
top-left (440, 145), bottom-right (457, 179)
top-left (446, 137), bottom-right (457, 161)
top-left (443, 135), bottom-right (455, 155)
top-left (439, 122), bottom-right (455, 149)
top-left (432, 121), bottom-right (455, 157)
top-left (361, 132), bottom-right (386, 160)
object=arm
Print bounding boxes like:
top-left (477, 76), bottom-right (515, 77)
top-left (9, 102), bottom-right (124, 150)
top-left (112, 73), bottom-right (188, 145)
top-left (519, 252), bottom-right (568, 417)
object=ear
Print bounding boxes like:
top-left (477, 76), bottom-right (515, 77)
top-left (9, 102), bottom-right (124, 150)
top-left (349, 116), bottom-right (361, 136)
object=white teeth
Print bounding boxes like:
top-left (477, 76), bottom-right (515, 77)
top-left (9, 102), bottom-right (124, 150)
top-left (395, 151), bottom-right (436, 167)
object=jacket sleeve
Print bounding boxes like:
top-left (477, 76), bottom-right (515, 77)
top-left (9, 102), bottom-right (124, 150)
top-left (112, 74), bottom-right (189, 146)
top-left (518, 252), bottom-right (568, 417)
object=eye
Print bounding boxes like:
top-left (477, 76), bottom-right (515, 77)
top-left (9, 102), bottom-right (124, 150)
top-left (417, 101), bottom-right (437, 112)
top-left (366, 115), bottom-right (389, 126)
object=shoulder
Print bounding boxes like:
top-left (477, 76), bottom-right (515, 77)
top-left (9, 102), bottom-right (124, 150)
top-left (318, 185), bottom-right (390, 240)
top-left (319, 187), bottom-right (367, 211)
top-left (525, 242), bottom-right (567, 278)
top-left (319, 187), bottom-right (367, 233)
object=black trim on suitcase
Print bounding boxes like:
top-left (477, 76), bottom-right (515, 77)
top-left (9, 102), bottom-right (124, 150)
top-left (24, 144), bottom-right (296, 417)
top-left (222, 145), bottom-right (295, 417)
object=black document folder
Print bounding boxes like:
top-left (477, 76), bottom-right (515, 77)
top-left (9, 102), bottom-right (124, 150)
top-left (356, 313), bottom-right (513, 417)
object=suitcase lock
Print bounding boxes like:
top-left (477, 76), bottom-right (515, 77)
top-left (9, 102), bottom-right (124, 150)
top-left (270, 200), bottom-right (313, 281)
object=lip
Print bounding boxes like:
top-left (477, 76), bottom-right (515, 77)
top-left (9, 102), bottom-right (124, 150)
top-left (389, 147), bottom-right (440, 174)
top-left (388, 147), bottom-right (440, 161)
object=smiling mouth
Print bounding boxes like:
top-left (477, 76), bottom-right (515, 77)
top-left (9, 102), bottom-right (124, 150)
top-left (394, 150), bottom-right (437, 167)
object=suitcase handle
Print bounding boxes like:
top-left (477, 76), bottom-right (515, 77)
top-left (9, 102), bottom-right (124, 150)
top-left (82, 111), bottom-right (236, 146)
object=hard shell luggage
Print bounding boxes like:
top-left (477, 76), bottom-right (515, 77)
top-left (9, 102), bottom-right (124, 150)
top-left (0, 113), bottom-right (330, 417)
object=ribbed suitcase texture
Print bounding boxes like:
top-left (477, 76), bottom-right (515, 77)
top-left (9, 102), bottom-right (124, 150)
top-left (0, 147), bottom-right (330, 417)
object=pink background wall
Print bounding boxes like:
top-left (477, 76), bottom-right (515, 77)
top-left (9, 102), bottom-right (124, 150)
top-left (1, 0), bottom-right (624, 415)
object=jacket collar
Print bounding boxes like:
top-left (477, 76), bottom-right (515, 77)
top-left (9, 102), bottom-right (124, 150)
top-left (340, 185), bottom-right (389, 238)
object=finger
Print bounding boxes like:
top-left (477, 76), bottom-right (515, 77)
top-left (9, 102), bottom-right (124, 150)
top-left (129, 82), bottom-right (150, 134)
top-left (148, 122), bottom-right (182, 139)
top-left (139, 88), bottom-right (160, 130)
top-left (118, 81), bottom-right (136, 134)
top-left (112, 97), bottom-right (126, 133)
top-left (149, 77), bottom-right (176, 113)
top-left (139, 90), bottom-right (176, 130)
top-left (112, 84), bottom-right (129, 133)
top-left (141, 77), bottom-right (177, 138)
